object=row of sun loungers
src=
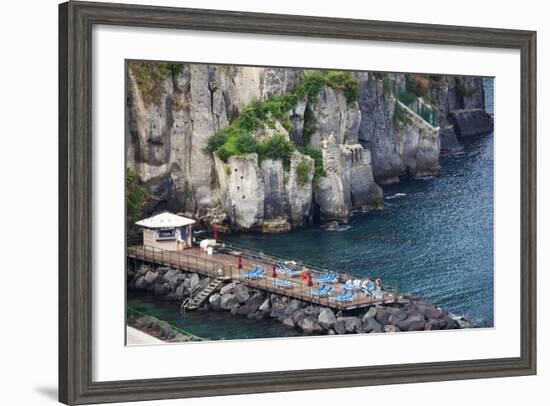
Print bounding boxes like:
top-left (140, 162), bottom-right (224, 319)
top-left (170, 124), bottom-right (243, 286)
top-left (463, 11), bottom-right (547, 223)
top-left (241, 266), bottom-right (383, 300)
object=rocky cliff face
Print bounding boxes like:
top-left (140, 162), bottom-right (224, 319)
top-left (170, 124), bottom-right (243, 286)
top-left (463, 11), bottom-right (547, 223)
top-left (127, 63), bottom-right (492, 231)
top-left (395, 102), bottom-right (441, 177)
top-left (308, 86), bottom-right (362, 147)
top-left (356, 72), bottom-right (406, 184)
top-left (430, 75), bottom-right (492, 153)
top-left (127, 64), bottom-right (302, 219)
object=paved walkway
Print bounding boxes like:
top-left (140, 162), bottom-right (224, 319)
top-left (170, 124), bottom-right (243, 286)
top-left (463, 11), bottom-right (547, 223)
top-left (126, 326), bottom-right (165, 345)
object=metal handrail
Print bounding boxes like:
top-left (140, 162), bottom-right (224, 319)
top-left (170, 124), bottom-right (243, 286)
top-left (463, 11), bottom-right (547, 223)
top-left (128, 242), bottom-right (400, 307)
top-left (194, 236), bottom-right (400, 295)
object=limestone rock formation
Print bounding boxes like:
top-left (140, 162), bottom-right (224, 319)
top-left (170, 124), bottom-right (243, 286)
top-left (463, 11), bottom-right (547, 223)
top-left (213, 153), bottom-right (265, 230)
top-left (127, 63), bottom-right (492, 231)
top-left (261, 159), bottom-right (290, 232)
top-left (308, 86), bottom-right (361, 147)
top-left (395, 102), bottom-right (441, 178)
top-left (356, 72), bottom-right (406, 184)
top-left (314, 134), bottom-right (352, 222)
top-left (346, 145), bottom-right (384, 210)
top-left (286, 152), bottom-right (315, 227)
top-left (448, 109), bottom-right (493, 138)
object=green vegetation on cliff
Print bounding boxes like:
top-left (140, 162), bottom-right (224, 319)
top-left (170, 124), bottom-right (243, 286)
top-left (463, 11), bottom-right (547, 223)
top-left (128, 61), bottom-right (183, 106)
top-left (205, 69), bottom-right (359, 180)
top-left (296, 156), bottom-right (311, 187)
top-left (126, 168), bottom-right (149, 229)
top-left (298, 147), bottom-right (325, 180)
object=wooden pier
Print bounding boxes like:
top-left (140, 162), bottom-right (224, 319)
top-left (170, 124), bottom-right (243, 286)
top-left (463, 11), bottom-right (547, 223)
top-left (127, 244), bottom-right (399, 311)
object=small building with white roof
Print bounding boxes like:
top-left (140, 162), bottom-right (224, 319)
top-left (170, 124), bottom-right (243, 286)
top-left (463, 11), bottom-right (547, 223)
top-left (135, 212), bottom-right (196, 251)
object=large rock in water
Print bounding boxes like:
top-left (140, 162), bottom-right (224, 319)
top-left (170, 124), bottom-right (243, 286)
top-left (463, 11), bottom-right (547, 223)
top-left (233, 285), bottom-right (251, 304)
top-left (297, 316), bottom-right (323, 334)
top-left (448, 109), bottom-right (493, 138)
top-left (339, 316), bottom-right (362, 333)
top-left (144, 271), bottom-right (159, 286)
top-left (318, 308), bottom-right (337, 329)
top-left (220, 293), bottom-right (240, 310)
top-left (220, 282), bottom-right (239, 295)
top-left (208, 293), bottom-right (221, 310)
top-left (362, 306), bottom-right (377, 322)
top-left (244, 293), bottom-right (265, 314)
top-left (363, 317), bottom-right (383, 333)
top-left (189, 273), bottom-right (200, 291)
top-left (162, 268), bottom-right (182, 286)
top-left (439, 126), bottom-right (463, 154)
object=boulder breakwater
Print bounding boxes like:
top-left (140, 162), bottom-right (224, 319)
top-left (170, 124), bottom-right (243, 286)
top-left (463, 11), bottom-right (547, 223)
top-left (128, 264), bottom-right (466, 338)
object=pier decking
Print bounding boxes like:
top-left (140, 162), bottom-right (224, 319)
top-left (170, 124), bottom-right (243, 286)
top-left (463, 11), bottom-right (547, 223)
top-left (127, 244), bottom-right (399, 310)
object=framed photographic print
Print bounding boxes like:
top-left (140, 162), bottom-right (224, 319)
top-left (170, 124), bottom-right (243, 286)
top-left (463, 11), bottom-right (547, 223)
top-left (59, 1), bottom-right (536, 404)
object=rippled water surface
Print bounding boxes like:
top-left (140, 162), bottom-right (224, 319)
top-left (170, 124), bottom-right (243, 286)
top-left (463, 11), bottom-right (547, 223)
top-left (225, 134), bottom-right (494, 326)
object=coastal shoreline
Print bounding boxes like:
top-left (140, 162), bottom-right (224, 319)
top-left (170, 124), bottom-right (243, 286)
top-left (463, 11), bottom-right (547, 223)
top-left (127, 306), bottom-right (205, 343)
top-left (128, 264), bottom-right (469, 341)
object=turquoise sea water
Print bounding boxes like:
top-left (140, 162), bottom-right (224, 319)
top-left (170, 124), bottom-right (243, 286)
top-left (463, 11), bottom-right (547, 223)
top-left (127, 292), bottom-right (302, 340)
top-left (128, 79), bottom-right (495, 338)
top-left (224, 134), bottom-right (494, 327)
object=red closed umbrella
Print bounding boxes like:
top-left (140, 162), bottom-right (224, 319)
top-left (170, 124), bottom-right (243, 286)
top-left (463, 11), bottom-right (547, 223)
top-left (272, 264), bottom-right (277, 278)
top-left (307, 274), bottom-right (313, 287)
top-left (213, 224), bottom-right (218, 240)
top-left (238, 256), bottom-right (243, 270)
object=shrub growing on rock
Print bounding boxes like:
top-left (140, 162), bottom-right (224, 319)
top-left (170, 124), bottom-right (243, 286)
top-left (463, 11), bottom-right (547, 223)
top-left (296, 156), bottom-right (311, 187)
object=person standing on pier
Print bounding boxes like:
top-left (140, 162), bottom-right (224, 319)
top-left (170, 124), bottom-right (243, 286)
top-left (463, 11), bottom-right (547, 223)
top-left (301, 267), bottom-right (312, 283)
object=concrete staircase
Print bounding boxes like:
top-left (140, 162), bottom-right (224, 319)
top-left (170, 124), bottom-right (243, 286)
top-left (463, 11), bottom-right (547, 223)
top-left (181, 276), bottom-right (225, 311)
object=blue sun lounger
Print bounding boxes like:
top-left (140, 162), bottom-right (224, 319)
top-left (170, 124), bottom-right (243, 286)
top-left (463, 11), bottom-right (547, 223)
top-left (314, 272), bottom-right (337, 284)
top-left (275, 262), bottom-right (290, 272)
top-left (243, 266), bottom-right (265, 280)
top-left (311, 283), bottom-right (327, 296)
top-left (274, 279), bottom-right (295, 289)
top-left (313, 272), bottom-right (330, 282)
top-left (337, 291), bottom-right (356, 302)
top-left (329, 289), bottom-right (356, 303)
top-left (311, 284), bottom-right (333, 297)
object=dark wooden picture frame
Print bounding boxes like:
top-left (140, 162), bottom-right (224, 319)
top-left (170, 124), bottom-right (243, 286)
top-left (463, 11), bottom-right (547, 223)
top-left (59, 1), bottom-right (536, 404)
